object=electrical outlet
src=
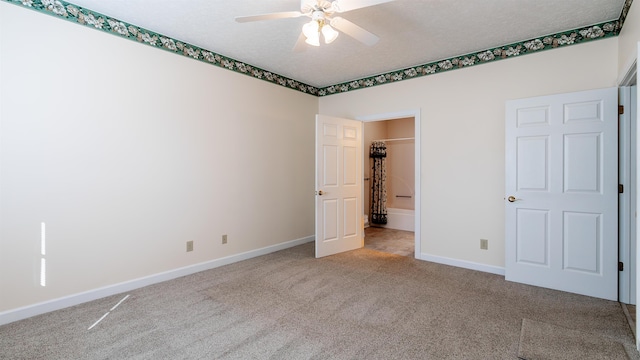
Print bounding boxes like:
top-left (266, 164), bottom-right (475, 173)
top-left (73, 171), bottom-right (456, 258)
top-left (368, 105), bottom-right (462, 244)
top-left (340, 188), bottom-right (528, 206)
top-left (480, 239), bottom-right (488, 250)
top-left (222, 234), bottom-right (227, 244)
top-left (186, 241), bottom-right (194, 252)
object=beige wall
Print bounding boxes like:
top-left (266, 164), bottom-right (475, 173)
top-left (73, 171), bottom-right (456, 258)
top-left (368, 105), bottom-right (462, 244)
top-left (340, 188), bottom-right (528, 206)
top-left (320, 38), bottom-right (619, 269)
top-left (387, 117), bottom-right (414, 138)
top-left (0, 3), bottom-right (317, 312)
top-left (619, 1), bottom-right (640, 78)
top-left (384, 118), bottom-right (415, 210)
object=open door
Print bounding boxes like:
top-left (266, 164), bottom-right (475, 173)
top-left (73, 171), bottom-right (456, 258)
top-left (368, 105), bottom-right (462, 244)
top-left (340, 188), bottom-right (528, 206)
top-left (315, 114), bottom-right (363, 258)
top-left (505, 87), bottom-right (618, 300)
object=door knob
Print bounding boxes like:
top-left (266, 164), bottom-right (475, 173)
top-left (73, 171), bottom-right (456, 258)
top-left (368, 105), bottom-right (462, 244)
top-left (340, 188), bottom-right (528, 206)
top-left (507, 196), bottom-right (518, 202)
top-left (317, 190), bottom-right (324, 196)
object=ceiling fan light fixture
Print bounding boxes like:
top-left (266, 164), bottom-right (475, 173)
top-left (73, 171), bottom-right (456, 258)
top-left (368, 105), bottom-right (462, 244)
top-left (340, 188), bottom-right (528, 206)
top-left (321, 24), bottom-right (339, 44)
top-left (303, 20), bottom-right (321, 46)
top-left (237, 0), bottom-right (389, 50)
top-left (305, 35), bottom-right (320, 46)
top-left (302, 20), bottom-right (319, 38)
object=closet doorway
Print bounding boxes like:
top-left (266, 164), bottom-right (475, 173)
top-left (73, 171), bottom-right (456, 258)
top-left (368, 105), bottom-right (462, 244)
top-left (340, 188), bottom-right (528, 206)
top-left (358, 110), bottom-right (421, 258)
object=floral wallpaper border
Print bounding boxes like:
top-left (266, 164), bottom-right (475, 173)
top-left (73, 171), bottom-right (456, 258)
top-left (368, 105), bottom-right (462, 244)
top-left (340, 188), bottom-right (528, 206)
top-left (3, 0), bottom-right (634, 97)
top-left (318, 21), bottom-right (620, 96)
top-left (3, 0), bottom-right (320, 95)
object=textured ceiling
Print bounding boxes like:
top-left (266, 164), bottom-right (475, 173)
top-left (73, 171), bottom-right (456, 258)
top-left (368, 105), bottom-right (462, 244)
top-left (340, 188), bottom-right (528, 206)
top-left (62, 0), bottom-right (625, 88)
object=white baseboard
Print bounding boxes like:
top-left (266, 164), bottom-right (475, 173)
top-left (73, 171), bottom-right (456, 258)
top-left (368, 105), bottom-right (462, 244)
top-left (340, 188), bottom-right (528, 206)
top-left (0, 236), bottom-right (314, 326)
top-left (419, 252), bottom-right (505, 276)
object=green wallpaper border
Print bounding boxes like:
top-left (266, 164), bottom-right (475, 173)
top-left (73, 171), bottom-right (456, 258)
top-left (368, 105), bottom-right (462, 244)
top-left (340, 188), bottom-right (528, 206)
top-left (318, 21), bottom-right (619, 96)
top-left (2, 0), bottom-right (634, 97)
top-left (2, 0), bottom-right (320, 95)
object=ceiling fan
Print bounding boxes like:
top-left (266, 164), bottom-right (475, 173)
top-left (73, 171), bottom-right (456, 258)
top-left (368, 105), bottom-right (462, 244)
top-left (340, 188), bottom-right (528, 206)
top-left (235, 0), bottom-right (393, 50)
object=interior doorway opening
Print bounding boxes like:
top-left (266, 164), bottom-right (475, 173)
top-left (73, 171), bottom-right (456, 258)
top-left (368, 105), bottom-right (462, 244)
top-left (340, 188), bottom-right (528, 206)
top-left (358, 110), bottom-right (421, 258)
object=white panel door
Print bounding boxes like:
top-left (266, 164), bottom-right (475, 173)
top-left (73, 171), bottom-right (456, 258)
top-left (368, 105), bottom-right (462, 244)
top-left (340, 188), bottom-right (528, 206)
top-left (316, 115), bottom-right (363, 258)
top-left (505, 87), bottom-right (618, 300)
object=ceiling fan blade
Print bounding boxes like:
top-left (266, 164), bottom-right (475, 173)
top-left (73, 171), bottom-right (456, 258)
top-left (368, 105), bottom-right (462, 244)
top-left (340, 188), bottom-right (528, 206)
top-left (331, 0), bottom-right (394, 13)
top-left (293, 32), bottom-right (307, 52)
top-left (330, 17), bottom-right (379, 46)
top-left (235, 11), bottom-right (303, 23)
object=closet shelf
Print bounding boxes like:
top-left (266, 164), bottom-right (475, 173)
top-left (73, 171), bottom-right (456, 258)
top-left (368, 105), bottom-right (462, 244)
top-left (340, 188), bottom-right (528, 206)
top-left (373, 137), bottom-right (414, 142)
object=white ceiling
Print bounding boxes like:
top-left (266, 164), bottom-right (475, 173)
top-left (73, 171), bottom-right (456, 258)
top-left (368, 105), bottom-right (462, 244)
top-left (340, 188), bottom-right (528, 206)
top-left (65, 0), bottom-right (626, 88)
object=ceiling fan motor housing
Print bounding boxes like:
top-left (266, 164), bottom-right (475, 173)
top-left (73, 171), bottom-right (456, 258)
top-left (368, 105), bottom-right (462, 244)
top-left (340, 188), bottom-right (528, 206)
top-left (311, 10), bottom-right (326, 22)
top-left (302, 0), bottom-right (338, 15)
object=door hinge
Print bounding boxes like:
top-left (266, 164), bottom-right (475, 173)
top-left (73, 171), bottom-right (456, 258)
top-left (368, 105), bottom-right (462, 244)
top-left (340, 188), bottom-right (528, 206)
top-left (619, 105), bottom-right (625, 115)
top-left (619, 184), bottom-right (624, 193)
top-left (619, 261), bottom-right (624, 271)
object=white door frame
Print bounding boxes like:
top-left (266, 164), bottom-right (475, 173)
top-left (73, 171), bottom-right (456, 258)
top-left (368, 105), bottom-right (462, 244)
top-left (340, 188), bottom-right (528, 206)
top-left (357, 109), bottom-right (421, 258)
top-left (619, 54), bottom-right (639, 351)
top-left (619, 82), bottom-right (637, 305)
top-left (619, 58), bottom-right (638, 307)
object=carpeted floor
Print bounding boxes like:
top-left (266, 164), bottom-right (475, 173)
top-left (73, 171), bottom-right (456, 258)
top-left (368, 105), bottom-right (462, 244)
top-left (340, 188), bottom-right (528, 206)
top-left (0, 243), bottom-right (637, 359)
top-left (518, 319), bottom-right (630, 359)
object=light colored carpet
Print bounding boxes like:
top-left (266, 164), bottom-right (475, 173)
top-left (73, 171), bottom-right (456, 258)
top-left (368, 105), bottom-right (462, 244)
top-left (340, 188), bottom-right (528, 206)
top-left (518, 318), bottom-right (630, 360)
top-left (0, 243), bottom-right (638, 359)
